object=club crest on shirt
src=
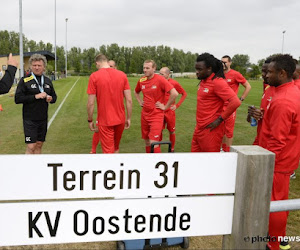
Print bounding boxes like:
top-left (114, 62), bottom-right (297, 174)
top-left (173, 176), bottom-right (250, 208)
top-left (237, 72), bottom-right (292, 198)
top-left (31, 84), bottom-right (37, 89)
top-left (140, 77), bottom-right (147, 83)
top-left (44, 84), bottom-right (50, 89)
top-left (203, 88), bottom-right (209, 93)
top-left (227, 79), bottom-right (232, 82)
top-left (142, 85), bottom-right (145, 89)
top-left (151, 85), bottom-right (157, 89)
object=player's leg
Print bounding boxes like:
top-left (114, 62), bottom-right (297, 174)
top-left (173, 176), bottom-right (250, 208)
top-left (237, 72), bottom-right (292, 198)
top-left (34, 119), bottom-right (47, 154)
top-left (166, 110), bottom-right (176, 152)
top-left (98, 125), bottom-right (115, 153)
top-left (34, 141), bottom-right (44, 154)
top-left (222, 111), bottom-right (236, 152)
top-left (267, 172), bottom-right (290, 250)
top-left (141, 115), bottom-right (151, 153)
top-left (192, 123), bottom-right (224, 152)
top-left (114, 123), bottom-right (125, 153)
top-left (90, 132), bottom-right (99, 154)
top-left (90, 121), bottom-right (99, 153)
top-left (23, 119), bottom-right (38, 154)
top-left (148, 115), bottom-right (164, 153)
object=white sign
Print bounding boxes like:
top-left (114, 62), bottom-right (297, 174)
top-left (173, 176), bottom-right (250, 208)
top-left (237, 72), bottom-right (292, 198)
top-left (0, 153), bottom-right (237, 200)
top-left (0, 196), bottom-right (234, 247)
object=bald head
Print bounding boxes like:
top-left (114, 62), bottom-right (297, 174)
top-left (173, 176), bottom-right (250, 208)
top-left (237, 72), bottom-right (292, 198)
top-left (293, 64), bottom-right (300, 80)
top-left (108, 60), bottom-right (117, 69)
top-left (159, 67), bottom-right (171, 79)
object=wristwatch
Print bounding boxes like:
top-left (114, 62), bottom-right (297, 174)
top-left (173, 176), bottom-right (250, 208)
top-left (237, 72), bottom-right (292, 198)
top-left (88, 119), bottom-right (93, 123)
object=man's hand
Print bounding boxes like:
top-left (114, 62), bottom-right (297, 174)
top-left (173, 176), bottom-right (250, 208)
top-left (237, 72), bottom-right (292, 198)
top-left (205, 116), bottom-right (223, 131)
top-left (46, 95), bottom-right (53, 103)
top-left (35, 92), bottom-right (47, 99)
top-left (89, 121), bottom-right (96, 132)
top-left (155, 101), bottom-right (165, 110)
top-left (125, 119), bottom-right (131, 129)
top-left (7, 53), bottom-right (18, 68)
top-left (170, 104), bottom-right (177, 111)
top-left (248, 106), bottom-right (263, 121)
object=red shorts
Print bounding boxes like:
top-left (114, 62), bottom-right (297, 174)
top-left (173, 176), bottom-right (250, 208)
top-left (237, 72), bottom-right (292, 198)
top-left (268, 172), bottom-right (291, 250)
top-left (191, 123), bottom-right (225, 152)
top-left (224, 111), bottom-right (236, 138)
top-left (98, 123), bottom-right (125, 153)
top-left (141, 112), bottom-right (164, 141)
top-left (164, 110), bottom-right (176, 133)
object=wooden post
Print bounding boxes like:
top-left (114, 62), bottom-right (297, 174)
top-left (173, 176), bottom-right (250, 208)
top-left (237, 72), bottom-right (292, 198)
top-left (222, 146), bottom-right (275, 249)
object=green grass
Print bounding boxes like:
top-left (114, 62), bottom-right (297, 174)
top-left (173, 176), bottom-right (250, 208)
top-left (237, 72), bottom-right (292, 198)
top-left (0, 77), bottom-right (299, 249)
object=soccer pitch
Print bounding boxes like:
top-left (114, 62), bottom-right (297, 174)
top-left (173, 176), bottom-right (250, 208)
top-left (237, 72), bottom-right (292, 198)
top-left (0, 76), bottom-right (261, 154)
top-left (0, 76), bottom-right (299, 249)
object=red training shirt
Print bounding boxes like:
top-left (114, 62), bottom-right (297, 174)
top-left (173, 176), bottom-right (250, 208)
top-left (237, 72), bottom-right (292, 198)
top-left (135, 74), bottom-right (174, 116)
top-left (224, 69), bottom-right (247, 95)
top-left (164, 78), bottom-right (187, 108)
top-left (258, 82), bottom-right (300, 173)
top-left (253, 85), bottom-right (275, 145)
top-left (196, 73), bottom-right (237, 129)
top-left (87, 68), bottom-right (130, 126)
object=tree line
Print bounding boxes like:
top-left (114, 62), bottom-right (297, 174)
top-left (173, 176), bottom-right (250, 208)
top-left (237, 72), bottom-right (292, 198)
top-left (0, 30), bottom-right (265, 78)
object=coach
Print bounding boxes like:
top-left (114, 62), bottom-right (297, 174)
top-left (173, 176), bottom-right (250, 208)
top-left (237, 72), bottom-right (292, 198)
top-left (15, 54), bottom-right (57, 154)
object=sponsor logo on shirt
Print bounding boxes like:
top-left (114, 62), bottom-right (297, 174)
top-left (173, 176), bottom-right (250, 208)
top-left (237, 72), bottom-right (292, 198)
top-left (142, 85), bottom-right (145, 89)
top-left (151, 85), bottom-right (157, 89)
top-left (154, 135), bottom-right (159, 138)
top-left (24, 75), bottom-right (34, 83)
top-left (31, 84), bottom-right (37, 89)
top-left (140, 77), bottom-right (147, 83)
top-left (203, 88), bottom-right (209, 93)
top-left (227, 79), bottom-right (232, 82)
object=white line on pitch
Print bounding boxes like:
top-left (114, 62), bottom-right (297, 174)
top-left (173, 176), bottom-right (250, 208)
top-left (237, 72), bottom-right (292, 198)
top-left (48, 77), bottom-right (80, 129)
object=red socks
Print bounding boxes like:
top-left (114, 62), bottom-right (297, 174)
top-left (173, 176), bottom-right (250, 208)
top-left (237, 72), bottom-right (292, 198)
top-left (91, 132), bottom-right (100, 153)
top-left (170, 133), bottom-right (176, 152)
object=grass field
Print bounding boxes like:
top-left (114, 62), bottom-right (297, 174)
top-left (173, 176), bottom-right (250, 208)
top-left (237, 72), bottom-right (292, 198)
top-left (0, 76), bottom-right (299, 249)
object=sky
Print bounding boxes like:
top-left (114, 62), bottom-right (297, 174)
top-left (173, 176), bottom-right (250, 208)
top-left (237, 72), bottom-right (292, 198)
top-left (1, 0), bottom-right (300, 64)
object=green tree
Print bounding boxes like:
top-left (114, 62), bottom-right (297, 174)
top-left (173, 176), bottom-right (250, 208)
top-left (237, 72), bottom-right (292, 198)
top-left (68, 47), bottom-right (82, 73)
top-left (231, 54), bottom-right (250, 76)
top-left (172, 49), bottom-right (185, 73)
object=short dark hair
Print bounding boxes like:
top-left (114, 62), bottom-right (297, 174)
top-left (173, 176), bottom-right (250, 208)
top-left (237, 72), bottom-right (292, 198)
top-left (264, 56), bottom-right (274, 64)
top-left (197, 53), bottom-right (225, 79)
top-left (270, 54), bottom-right (296, 78)
top-left (222, 55), bottom-right (232, 62)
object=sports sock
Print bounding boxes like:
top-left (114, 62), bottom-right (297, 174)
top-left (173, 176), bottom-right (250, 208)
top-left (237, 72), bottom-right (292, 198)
top-left (91, 132), bottom-right (99, 153)
top-left (170, 133), bottom-right (176, 151)
top-left (153, 146), bottom-right (161, 153)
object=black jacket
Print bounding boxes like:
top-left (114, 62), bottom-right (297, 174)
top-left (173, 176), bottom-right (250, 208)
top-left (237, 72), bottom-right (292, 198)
top-left (15, 74), bottom-right (57, 120)
top-left (0, 65), bottom-right (17, 95)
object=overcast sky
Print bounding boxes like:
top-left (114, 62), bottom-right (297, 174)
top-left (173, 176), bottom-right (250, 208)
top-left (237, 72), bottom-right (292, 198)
top-left (1, 0), bottom-right (299, 64)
